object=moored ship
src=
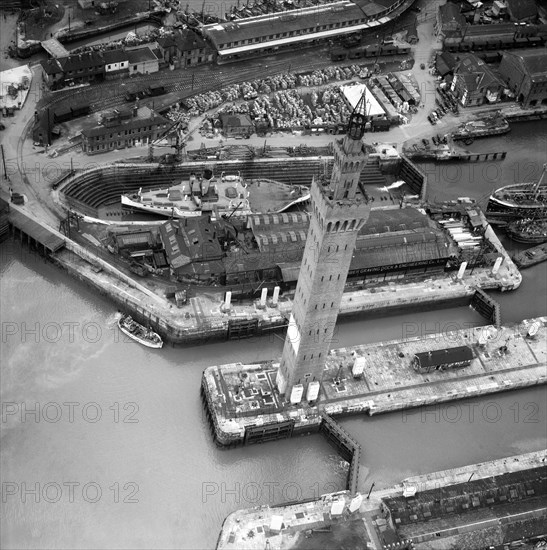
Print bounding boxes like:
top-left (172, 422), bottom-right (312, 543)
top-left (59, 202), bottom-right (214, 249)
top-left (506, 218), bottom-right (547, 244)
top-left (121, 170), bottom-right (310, 219)
top-left (452, 112), bottom-right (509, 143)
top-left (118, 314), bottom-right (163, 348)
top-left (512, 243), bottom-right (547, 269)
top-left (486, 164), bottom-right (547, 225)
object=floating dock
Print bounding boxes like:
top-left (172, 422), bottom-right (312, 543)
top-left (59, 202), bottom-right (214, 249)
top-left (216, 450), bottom-right (547, 550)
top-left (201, 317), bottom-right (547, 447)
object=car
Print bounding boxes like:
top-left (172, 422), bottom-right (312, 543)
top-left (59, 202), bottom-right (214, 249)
top-left (420, 63), bottom-right (425, 69)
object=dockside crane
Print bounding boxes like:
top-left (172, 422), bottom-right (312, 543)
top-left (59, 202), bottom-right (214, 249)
top-left (148, 117), bottom-right (191, 163)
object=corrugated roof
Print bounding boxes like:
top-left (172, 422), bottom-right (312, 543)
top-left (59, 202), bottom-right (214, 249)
top-left (383, 467), bottom-right (547, 527)
top-left (202, 0), bottom-right (396, 47)
top-left (414, 345), bottom-right (473, 369)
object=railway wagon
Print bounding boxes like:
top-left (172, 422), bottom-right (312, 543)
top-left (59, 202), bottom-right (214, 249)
top-left (330, 43), bottom-right (411, 62)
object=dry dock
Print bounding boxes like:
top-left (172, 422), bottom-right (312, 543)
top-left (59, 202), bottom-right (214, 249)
top-left (201, 317), bottom-right (547, 447)
top-left (216, 450), bottom-right (547, 550)
top-left (4, 196), bottom-right (522, 346)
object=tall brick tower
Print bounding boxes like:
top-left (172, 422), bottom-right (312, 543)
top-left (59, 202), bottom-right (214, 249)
top-left (276, 93), bottom-right (372, 402)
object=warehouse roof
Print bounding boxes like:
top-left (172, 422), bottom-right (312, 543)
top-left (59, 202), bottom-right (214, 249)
top-left (502, 48), bottom-right (547, 82)
top-left (383, 466), bottom-right (547, 526)
top-left (414, 345), bottom-right (473, 369)
top-left (202, 0), bottom-right (399, 53)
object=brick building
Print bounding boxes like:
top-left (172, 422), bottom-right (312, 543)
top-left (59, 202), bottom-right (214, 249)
top-left (40, 51), bottom-right (105, 87)
top-left (435, 2), bottom-right (466, 40)
top-left (201, 0), bottom-right (410, 63)
top-left (156, 29), bottom-right (214, 68)
top-left (451, 53), bottom-right (504, 106)
top-left (505, 0), bottom-right (537, 22)
top-left (80, 106), bottom-right (168, 155)
top-left (103, 49), bottom-right (129, 79)
top-left (275, 92), bottom-right (372, 401)
top-left (499, 48), bottom-right (547, 107)
top-left (219, 113), bottom-right (254, 138)
top-left (126, 47), bottom-right (161, 75)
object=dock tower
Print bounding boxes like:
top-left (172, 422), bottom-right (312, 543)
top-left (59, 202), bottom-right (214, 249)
top-left (276, 93), bottom-right (372, 403)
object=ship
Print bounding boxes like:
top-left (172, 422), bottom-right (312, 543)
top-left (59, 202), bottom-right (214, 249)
top-left (118, 314), bottom-right (163, 348)
top-left (512, 243), bottom-right (547, 269)
top-left (486, 164), bottom-right (547, 225)
top-left (451, 112), bottom-right (509, 143)
top-left (121, 170), bottom-right (310, 219)
top-left (403, 143), bottom-right (471, 162)
top-left (506, 217), bottom-right (547, 244)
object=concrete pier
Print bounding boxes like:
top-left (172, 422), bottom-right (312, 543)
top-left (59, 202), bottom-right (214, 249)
top-left (201, 317), bottom-right (547, 447)
top-left (3, 196), bottom-right (522, 346)
top-left (216, 450), bottom-right (547, 550)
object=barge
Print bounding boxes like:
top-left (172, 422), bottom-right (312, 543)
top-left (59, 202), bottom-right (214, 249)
top-left (512, 243), bottom-right (547, 269)
top-left (452, 112), bottom-right (510, 143)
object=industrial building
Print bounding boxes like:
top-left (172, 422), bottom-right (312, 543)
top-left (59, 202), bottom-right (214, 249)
top-left (159, 206), bottom-right (456, 290)
top-left (451, 53), bottom-right (505, 106)
top-left (411, 345), bottom-right (474, 373)
top-left (200, 0), bottom-right (415, 62)
top-left (499, 48), bottom-right (547, 107)
top-left (381, 467), bottom-right (547, 549)
top-left (80, 106), bottom-right (169, 155)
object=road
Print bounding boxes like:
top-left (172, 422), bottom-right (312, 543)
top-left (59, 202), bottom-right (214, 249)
top-left (1, 0), bottom-right (479, 231)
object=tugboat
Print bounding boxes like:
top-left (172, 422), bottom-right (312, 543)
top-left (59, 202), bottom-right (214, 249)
top-left (506, 217), bottom-right (547, 244)
top-left (487, 164), bottom-right (547, 225)
top-left (118, 314), bottom-right (163, 349)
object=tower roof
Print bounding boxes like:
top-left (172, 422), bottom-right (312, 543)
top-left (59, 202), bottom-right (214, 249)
top-left (346, 91), bottom-right (368, 141)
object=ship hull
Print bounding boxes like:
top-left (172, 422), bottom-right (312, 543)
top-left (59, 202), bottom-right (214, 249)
top-left (486, 181), bottom-right (547, 225)
top-left (121, 189), bottom-right (310, 219)
top-left (118, 316), bottom-right (163, 348)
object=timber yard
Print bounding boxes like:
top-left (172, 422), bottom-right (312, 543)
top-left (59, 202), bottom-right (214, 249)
top-left (1, 0), bottom-right (546, 549)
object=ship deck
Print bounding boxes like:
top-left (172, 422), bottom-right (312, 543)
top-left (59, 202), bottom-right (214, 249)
top-left (245, 179), bottom-right (309, 213)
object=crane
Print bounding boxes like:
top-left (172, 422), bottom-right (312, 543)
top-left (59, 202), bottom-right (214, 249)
top-left (148, 116), bottom-right (192, 163)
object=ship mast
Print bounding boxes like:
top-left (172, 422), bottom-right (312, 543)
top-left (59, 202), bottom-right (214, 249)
top-left (532, 163), bottom-right (547, 200)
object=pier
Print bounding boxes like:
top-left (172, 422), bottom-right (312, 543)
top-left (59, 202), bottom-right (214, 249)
top-left (216, 450), bottom-right (547, 550)
top-left (201, 317), bottom-right (547, 447)
top-left (3, 197), bottom-right (523, 346)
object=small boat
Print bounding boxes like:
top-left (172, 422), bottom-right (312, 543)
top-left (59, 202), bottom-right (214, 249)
top-left (118, 314), bottom-right (163, 348)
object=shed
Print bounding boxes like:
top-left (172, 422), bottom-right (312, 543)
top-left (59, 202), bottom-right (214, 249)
top-left (412, 345), bottom-right (474, 373)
